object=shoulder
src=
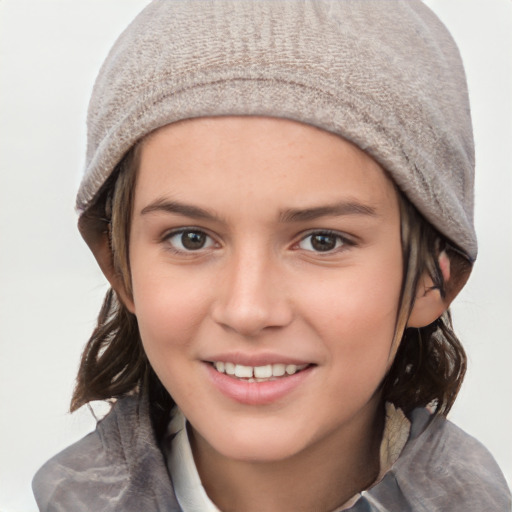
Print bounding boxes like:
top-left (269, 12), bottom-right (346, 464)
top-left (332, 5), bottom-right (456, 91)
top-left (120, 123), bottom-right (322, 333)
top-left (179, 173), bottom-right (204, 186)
top-left (32, 402), bottom-right (128, 511)
top-left (369, 409), bottom-right (511, 511)
top-left (32, 395), bottom-right (180, 512)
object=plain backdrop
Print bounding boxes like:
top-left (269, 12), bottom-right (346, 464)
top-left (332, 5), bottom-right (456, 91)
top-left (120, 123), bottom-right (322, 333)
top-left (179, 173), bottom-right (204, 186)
top-left (0, 1), bottom-right (511, 510)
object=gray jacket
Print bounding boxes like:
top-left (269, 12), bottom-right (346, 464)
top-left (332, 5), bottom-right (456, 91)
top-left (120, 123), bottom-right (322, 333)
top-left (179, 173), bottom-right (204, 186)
top-left (33, 395), bottom-right (511, 511)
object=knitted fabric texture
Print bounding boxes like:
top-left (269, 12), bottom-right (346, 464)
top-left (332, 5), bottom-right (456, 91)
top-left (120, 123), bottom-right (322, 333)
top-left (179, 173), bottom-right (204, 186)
top-left (77, 0), bottom-right (476, 260)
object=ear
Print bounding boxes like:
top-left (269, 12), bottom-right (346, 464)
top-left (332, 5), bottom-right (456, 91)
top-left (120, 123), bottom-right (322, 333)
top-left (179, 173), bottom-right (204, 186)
top-left (407, 252), bottom-right (467, 328)
top-left (78, 214), bottom-right (136, 313)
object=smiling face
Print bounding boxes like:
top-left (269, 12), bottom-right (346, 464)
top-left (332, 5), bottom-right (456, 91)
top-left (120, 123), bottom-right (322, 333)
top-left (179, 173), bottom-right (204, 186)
top-left (127, 116), bottom-right (403, 463)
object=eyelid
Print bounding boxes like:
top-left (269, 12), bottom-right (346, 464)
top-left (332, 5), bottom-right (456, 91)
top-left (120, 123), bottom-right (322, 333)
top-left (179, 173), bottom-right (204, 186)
top-left (159, 227), bottom-right (355, 255)
top-left (162, 227), bottom-right (218, 253)
top-left (293, 229), bottom-right (355, 253)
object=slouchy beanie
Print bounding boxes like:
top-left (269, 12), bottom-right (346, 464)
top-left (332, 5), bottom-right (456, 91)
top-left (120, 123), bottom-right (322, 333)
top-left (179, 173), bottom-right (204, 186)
top-left (77, 0), bottom-right (476, 260)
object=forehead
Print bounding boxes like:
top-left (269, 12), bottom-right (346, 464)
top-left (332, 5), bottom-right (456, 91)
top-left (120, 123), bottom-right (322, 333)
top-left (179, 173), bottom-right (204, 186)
top-left (135, 116), bottom-right (398, 216)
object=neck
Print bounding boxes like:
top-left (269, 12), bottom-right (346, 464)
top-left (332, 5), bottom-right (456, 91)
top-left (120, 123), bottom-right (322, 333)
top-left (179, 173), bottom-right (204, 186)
top-left (190, 399), bottom-right (384, 512)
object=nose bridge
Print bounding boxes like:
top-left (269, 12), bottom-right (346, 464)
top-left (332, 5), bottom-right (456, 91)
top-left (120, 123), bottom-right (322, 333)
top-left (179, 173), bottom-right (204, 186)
top-left (212, 241), bottom-right (291, 336)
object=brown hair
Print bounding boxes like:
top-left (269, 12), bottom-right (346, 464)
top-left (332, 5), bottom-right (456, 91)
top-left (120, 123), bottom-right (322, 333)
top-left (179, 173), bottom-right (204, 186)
top-left (71, 146), bottom-right (471, 427)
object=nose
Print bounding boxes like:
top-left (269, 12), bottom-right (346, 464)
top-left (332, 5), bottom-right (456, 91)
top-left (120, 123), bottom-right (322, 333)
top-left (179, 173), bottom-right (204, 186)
top-left (211, 248), bottom-right (293, 337)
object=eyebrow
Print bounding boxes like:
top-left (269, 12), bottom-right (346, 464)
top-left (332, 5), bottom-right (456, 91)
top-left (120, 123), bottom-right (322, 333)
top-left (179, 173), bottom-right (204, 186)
top-left (140, 198), bottom-right (378, 223)
top-left (279, 201), bottom-right (378, 222)
top-left (140, 199), bottom-right (220, 221)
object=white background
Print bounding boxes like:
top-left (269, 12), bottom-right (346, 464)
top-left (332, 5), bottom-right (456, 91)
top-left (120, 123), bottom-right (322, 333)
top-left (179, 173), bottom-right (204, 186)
top-left (0, 1), bottom-right (511, 510)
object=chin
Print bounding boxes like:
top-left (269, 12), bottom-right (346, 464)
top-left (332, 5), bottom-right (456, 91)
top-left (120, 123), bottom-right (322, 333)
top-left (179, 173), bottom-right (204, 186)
top-left (200, 421), bottom-right (315, 464)
top-left (220, 440), bottom-right (305, 464)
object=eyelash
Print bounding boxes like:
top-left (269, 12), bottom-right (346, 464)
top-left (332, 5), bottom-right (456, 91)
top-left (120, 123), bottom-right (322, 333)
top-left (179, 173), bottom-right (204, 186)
top-left (295, 230), bottom-right (354, 254)
top-left (162, 228), bottom-right (353, 255)
top-left (162, 228), bottom-right (217, 254)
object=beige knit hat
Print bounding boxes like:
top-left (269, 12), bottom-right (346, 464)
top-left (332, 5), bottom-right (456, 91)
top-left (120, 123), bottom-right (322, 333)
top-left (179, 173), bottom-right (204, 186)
top-left (77, 0), bottom-right (476, 260)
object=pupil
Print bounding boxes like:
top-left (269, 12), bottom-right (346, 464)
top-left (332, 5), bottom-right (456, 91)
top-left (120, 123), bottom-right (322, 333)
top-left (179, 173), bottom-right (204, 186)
top-left (311, 234), bottom-right (336, 251)
top-left (182, 231), bottom-right (206, 250)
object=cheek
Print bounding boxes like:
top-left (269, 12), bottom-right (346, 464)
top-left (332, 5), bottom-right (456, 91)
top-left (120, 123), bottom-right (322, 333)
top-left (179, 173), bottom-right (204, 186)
top-left (131, 271), bottom-right (213, 403)
top-left (297, 257), bottom-right (402, 378)
top-left (130, 267), bottom-right (210, 357)
top-left (301, 262), bottom-right (401, 331)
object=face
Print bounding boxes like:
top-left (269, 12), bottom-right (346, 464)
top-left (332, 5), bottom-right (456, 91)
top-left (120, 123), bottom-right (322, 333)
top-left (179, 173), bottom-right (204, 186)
top-left (128, 117), bottom-right (403, 463)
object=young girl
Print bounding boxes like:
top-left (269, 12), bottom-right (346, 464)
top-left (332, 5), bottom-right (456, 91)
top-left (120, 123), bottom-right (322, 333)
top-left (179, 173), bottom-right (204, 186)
top-left (33, 1), bottom-right (511, 510)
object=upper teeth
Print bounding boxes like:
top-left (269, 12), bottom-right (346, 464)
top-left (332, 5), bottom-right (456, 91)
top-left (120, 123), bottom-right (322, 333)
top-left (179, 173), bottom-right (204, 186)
top-left (213, 362), bottom-right (307, 379)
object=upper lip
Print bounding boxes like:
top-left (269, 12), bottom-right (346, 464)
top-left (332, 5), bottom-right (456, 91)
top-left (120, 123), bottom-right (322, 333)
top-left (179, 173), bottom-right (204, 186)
top-left (203, 352), bottom-right (314, 367)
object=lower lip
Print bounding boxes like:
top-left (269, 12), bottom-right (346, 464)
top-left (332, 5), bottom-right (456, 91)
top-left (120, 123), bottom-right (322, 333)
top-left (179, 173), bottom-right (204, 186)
top-left (204, 363), bottom-right (314, 405)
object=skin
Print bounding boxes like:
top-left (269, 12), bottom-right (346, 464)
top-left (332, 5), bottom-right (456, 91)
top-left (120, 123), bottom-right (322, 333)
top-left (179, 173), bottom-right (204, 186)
top-left (114, 116), bottom-right (448, 512)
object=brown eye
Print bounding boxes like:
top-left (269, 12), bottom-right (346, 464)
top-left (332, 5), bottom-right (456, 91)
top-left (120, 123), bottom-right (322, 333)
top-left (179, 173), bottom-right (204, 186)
top-left (166, 229), bottom-right (215, 252)
top-left (182, 230), bottom-right (207, 250)
top-left (298, 232), bottom-right (345, 252)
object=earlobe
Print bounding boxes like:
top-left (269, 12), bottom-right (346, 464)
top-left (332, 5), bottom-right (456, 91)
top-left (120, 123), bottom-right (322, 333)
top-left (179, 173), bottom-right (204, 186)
top-left (78, 215), bottom-right (136, 313)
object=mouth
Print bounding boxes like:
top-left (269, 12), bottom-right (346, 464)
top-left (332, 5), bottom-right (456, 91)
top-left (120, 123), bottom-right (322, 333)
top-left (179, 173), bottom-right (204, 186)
top-left (204, 359), bottom-right (315, 405)
top-left (209, 361), bottom-right (311, 382)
